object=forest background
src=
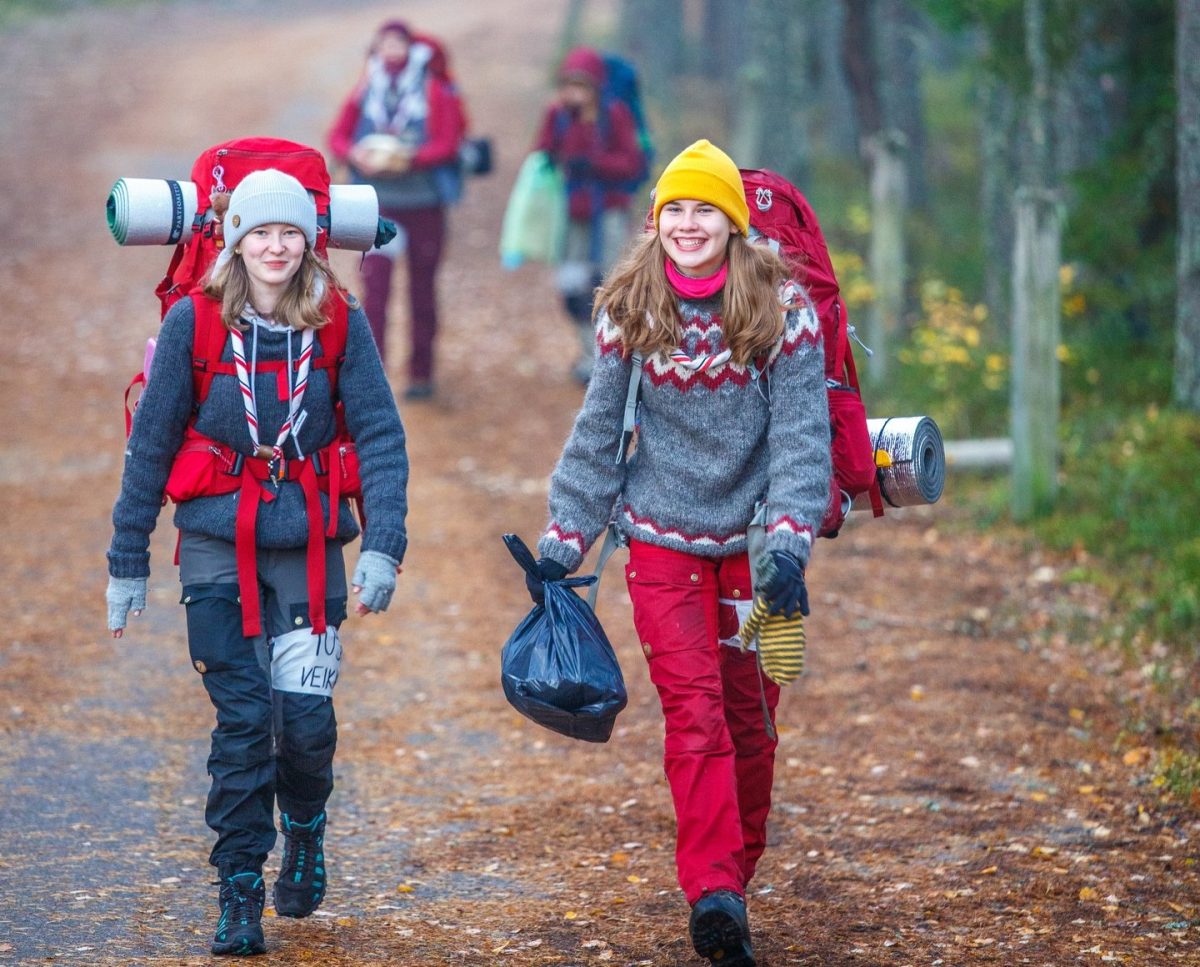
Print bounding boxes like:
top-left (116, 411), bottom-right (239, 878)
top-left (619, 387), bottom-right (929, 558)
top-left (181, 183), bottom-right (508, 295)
top-left (5, 0), bottom-right (1197, 797)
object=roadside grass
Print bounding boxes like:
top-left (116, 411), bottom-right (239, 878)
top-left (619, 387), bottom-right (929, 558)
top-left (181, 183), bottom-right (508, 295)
top-left (0, 0), bottom-right (159, 31)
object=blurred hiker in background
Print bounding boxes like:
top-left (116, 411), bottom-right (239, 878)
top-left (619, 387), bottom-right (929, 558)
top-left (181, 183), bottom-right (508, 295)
top-left (525, 141), bottom-right (831, 967)
top-left (106, 169), bottom-right (408, 956)
top-left (532, 45), bottom-right (647, 384)
top-left (328, 18), bottom-right (468, 401)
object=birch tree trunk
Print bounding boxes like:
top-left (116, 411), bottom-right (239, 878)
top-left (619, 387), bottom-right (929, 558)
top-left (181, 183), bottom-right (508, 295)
top-left (1177, 0), bottom-right (1200, 411)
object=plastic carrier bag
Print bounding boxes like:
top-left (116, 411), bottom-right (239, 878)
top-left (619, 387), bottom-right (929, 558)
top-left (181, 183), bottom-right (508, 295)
top-left (499, 151), bottom-right (567, 269)
top-left (500, 534), bottom-right (627, 743)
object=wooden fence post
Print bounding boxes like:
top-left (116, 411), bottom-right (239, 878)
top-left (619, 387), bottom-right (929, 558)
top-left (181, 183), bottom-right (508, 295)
top-left (1010, 187), bottom-right (1063, 520)
top-left (865, 130), bottom-right (907, 387)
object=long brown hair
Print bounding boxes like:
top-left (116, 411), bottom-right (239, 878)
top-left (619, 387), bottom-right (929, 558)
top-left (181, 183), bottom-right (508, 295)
top-left (594, 231), bottom-right (794, 365)
top-left (202, 248), bottom-right (346, 331)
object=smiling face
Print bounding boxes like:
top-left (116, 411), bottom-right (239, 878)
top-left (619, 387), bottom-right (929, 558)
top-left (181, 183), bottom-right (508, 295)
top-left (656, 199), bottom-right (738, 277)
top-left (239, 223), bottom-right (307, 306)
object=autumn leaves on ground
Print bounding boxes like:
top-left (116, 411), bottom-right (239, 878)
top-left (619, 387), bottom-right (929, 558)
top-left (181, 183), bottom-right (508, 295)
top-left (0, 1), bottom-right (1196, 965)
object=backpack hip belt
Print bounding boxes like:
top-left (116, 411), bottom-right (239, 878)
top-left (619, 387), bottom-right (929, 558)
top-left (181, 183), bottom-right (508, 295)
top-left (168, 433), bottom-right (343, 638)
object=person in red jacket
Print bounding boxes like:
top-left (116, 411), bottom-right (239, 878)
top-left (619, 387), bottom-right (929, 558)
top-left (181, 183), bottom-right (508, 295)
top-left (328, 19), bottom-right (466, 400)
top-left (533, 46), bottom-right (645, 384)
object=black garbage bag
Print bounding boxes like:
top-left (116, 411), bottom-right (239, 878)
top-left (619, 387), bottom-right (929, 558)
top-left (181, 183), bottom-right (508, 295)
top-left (500, 533), bottom-right (627, 743)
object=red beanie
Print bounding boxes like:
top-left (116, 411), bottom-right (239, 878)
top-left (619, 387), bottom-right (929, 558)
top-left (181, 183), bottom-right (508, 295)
top-left (375, 20), bottom-right (412, 42)
top-left (559, 46), bottom-right (605, 87)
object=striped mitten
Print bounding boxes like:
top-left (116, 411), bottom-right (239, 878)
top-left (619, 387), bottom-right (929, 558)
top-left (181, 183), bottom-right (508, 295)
top-left (740, 554), bottom-right (807, 685)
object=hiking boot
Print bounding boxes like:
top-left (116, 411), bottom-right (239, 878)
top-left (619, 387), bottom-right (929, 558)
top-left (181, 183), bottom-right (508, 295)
top-left (272, 811), bottom-right (326, 918)
top-left (689, 890), bottom-right (756, 966)
top-left (211, 871), bottom-right (266, 956)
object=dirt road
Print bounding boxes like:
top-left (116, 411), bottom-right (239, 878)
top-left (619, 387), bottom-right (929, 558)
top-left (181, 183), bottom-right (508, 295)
top-left (0, 1), bottom-right (1196, 964)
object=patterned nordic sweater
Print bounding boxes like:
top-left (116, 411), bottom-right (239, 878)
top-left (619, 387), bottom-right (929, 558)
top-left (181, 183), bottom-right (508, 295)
top-left (108, 295), bottom-right (409, 579)
top-left (537, 293), bottom-right (831, 572)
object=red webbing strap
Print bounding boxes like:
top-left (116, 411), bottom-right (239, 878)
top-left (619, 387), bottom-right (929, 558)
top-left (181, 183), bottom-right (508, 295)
top-left (235, 472), bottom-right (266, 638)
top-left (191, 293), bottom-right (232, 404)
top-left (326, 446), bottom-right (342, 538)
top-left (233, 458), bottom-right (329, 638)
top-left (298, 461), bottom-right (327, 634)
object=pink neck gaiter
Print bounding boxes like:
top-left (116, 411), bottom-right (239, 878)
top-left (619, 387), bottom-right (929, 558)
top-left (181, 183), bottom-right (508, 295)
top-left (665, 258), bottom-right (728, 299)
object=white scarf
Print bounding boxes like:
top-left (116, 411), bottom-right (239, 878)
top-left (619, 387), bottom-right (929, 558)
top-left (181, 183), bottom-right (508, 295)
top-left (360, 44), bottom-right (434, 136)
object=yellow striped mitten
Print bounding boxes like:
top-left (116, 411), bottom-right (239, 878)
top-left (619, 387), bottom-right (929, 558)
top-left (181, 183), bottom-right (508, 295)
top-left (739, 557), bottom-right (807, 685)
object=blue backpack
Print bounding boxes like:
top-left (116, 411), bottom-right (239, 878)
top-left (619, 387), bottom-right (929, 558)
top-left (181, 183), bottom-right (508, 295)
top-left (600, 53), bottom-right (653, 191)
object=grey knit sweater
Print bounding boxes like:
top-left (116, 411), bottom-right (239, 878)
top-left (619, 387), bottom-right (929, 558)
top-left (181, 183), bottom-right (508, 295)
top-left (108, 295), bottom-right (408, 579)
top-left (537, 294), bottom-right (831, 572)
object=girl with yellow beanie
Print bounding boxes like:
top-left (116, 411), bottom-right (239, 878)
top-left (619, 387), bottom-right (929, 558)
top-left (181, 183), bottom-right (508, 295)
top-left (528, 140), bottom-right (831, 967)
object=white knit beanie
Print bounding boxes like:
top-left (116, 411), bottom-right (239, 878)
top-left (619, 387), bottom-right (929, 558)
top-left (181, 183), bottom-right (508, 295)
top-left (215, 168), bottom-right (318, 269)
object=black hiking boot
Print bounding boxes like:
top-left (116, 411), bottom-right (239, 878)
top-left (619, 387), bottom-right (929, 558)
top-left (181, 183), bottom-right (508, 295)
top-left (689, 890), bottom-right (756, 966)
top-left (211, 871), bottom-right (266, 956)
top-left (272, 811), bottom-right (327, 918)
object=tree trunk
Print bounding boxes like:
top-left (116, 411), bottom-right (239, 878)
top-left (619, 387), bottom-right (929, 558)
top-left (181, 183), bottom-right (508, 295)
top-left (1010, 189), bottom-right (1063, 519)
top-left (865, 130), bottom-right (908, 387)
top-left (979, 72), bottom-right (1018, 335)
top-left (1021, 0), bottom-right (1051, 190)
top-left (730, 0), bottom-right (772, 166)
top-left (1178, 0), bottom-right (1200, 411)
top-left (842, 0), bottom-right (882, 160)
top-left (759, 1), bottom-right (811, 185)
top-left (876, 0), bottom-right (929, 209)
top-left (810, 1), bottom-right (859, 157)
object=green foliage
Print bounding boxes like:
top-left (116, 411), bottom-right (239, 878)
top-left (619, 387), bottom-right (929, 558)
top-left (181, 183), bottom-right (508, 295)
top-left (891, 280), bottom-right (1008, 438)
top-left (1038, 406), bottom-right (1200, 646)
top-left (0, 0), bottom-right (154, 30)
top-left (1152, 747), bottom-right (1200, 805)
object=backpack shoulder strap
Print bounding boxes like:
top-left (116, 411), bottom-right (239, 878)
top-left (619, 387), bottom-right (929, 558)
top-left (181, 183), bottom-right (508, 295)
top-left (313, 293), bottom-right (351, 397)
top-left (617, 350), bottom-right (643, 465)
top-left (190, 292), bottom-right (230, 404)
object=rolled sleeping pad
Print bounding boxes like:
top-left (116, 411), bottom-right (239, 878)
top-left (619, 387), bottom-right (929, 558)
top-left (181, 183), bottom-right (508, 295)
top-left (106, 179), bottom-right (382, 252)
top-left (106, 178), bottom-right (198, 246)
top-left (326, 185), bottom-right (381, 251)
top-left (852, 415), bottom-right (946, 511)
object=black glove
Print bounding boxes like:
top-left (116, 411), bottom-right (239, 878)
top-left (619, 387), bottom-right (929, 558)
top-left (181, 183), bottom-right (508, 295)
top-left (760, 551), bottom-right (810, 618)
top-left (526, 557), bottom-right (569, 605)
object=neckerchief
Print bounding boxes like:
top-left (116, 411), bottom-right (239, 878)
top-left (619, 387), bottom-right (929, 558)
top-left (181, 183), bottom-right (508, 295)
top-left (229, 315), bottom-right (314, 474)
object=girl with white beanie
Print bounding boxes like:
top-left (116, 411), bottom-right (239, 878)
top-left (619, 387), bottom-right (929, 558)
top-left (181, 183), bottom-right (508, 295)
top-left (106, 168), bottom-right (409, 956)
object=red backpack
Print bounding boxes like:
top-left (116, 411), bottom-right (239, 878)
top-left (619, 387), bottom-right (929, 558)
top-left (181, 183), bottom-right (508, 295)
top-left (155, 138), bottom-right (335, 317)
top-left (738, 168), bottom-right (883, 532)
top-left (122, 137), bottom-right (361, 637)
top-left (638, 169), bottom-right (883, 535)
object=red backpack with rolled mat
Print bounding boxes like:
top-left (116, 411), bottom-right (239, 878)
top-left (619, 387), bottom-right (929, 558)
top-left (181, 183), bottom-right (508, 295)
top-left (738, 168), bottom-right (883, 534)
top-left (640, 168), bottom-right (883, 535)
top-left (117, 137), bottom-right (364, 637)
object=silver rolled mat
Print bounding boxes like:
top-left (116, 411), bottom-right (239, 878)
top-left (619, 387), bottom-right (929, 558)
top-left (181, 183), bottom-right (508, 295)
top-left (853, 415), bottom-right (946, 510)
top-left (106, 179), bottom-right (381, 251)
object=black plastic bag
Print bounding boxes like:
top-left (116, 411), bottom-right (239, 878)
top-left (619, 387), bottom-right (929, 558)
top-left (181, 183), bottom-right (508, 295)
top-left (500, 534), bottom-right (627, 743)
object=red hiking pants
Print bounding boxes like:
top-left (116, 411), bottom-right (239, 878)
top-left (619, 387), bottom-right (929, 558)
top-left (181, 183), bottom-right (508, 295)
top-left (624, 540), bottom-right (780, 905)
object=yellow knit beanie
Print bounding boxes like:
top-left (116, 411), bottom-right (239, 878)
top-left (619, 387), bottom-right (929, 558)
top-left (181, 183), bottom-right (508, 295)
top-left (652, 139), bottom-right (749, 235)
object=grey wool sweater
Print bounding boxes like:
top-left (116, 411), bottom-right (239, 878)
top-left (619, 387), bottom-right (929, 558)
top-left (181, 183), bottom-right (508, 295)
top-left (108, 295), bottom-right (408, 579)
top-left (537, 294), bottom-right (832, 572)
